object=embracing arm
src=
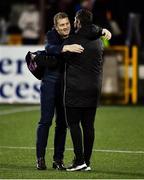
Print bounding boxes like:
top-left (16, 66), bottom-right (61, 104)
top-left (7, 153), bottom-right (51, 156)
top-left (93, 25), bottom-right (112, 40)
top-left (82, 24), bottom-right (112, 40)
top-left (45, 31), bottom-right (84, 54)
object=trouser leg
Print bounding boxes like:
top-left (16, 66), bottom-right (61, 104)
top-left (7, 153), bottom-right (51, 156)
top-left (53, 81), bottom-right (67, 161)
top-left (66, 107), bottom-right (84, 163)
top-left (81, 107), bottom-right (96, 166)
top-left (36, 80), bottom-right (55, 159)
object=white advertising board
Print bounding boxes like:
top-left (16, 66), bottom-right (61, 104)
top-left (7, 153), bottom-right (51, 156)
top-left (0, 45), bottom-right (44, 103)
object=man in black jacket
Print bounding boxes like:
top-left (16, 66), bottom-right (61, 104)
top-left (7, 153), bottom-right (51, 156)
top-left (63, 9), bottom-right (104, 171)
top-left (36, 12), bottom-right (111, 170)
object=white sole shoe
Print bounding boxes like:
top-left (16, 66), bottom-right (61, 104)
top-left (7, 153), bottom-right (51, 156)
top-left (66, 163), bottom-right (87, 171)
top-left (84, 166), bottom-right (91, 171)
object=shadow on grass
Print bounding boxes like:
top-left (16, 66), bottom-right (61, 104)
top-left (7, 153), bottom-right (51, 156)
top-left (0, 163), bottom-right (66, 172)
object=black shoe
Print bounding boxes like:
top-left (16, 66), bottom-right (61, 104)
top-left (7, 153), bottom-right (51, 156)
top-left (37, 157), bottom-right (47, 170)
top-left (66, 159), bottom-right (87, 172)
top-left (53, 161), bottom-right (66, 170)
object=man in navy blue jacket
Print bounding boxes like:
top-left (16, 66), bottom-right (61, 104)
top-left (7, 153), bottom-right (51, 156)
top-left (36, 12), bottom-right (84, 170)
top-left (36, 12), bottom-right (111, 170)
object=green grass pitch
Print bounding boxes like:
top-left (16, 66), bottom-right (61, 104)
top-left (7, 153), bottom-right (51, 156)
top-left (0, 105), bottom-right (144, 179)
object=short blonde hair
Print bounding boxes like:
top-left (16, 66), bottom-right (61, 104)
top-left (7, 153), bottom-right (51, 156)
top-left (53, 12), bottom-right (69, 26)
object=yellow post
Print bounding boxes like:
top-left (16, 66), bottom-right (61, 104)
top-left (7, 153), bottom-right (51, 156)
top-left (131, 46), bottom-right (138, 104)
top-left (124, 46), bottom-right (130, 104)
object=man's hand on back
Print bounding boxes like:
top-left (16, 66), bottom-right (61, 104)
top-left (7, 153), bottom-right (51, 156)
top-left (102, 29), bottom-right (112, 40)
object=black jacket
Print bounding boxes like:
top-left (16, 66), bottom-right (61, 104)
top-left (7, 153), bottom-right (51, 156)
top-left (63, 25), bottom-right (104, 107)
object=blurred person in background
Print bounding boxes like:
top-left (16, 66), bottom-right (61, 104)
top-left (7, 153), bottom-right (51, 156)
top-left (36, 10), bottom-right (111, 171)
top-left (81, 0), bottom-right (96, 11)
top-left (105, 10), bottom-right (123, 45)
top-left (6, 13), bottom-right (22, 45)
top-left (0, 17), bottom-right (8, 44)
top-left (18, 4), bottom-right (40, 44)
top-left (125, 0), bottom-right (143, 48)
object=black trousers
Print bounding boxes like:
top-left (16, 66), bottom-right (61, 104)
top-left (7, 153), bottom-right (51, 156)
top-left (66, 107), bottom-right (96, 166)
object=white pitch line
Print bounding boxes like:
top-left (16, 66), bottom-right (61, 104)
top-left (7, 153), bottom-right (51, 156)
top-left (0, 106), bottom-right (39, 116)
top-left (0, 146), bottom-right (144, 154)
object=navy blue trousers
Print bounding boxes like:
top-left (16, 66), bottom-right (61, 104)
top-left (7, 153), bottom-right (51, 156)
top-left (36, 75), bottom-right (67, 161)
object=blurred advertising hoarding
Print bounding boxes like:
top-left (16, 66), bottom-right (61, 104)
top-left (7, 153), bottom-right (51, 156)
top-left (0, 46), bottom-right (43, 103)
top-left (0, 45), bottom-right (138, 104)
